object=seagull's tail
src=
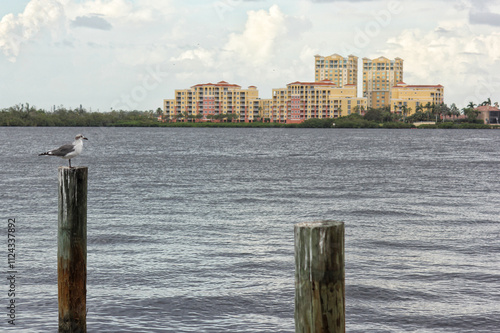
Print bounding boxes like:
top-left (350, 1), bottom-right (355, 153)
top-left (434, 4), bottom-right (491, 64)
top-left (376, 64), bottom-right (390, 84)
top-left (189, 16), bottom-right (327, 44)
top-left (38, 151), bottom-right (52, 156)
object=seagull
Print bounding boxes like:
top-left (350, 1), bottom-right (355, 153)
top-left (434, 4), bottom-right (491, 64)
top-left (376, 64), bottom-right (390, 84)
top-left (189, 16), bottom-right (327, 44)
top-left (39, 134), bottom-right (88, 168)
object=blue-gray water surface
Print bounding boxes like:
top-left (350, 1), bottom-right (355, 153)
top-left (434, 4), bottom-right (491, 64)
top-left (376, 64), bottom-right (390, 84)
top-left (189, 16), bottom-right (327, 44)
top-left (0, 127), bottom-right (499, 332)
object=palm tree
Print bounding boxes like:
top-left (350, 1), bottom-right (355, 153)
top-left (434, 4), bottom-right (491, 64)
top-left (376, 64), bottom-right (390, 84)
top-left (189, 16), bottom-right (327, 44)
top-left (401, 105), bottom-right (408, 122)
top-left (431, 103), bottom-right (442, 122)
top-left (440, 104), bottom-right (450, 122)
top-left (467, 101), bottom-right (476, 109)
top-left (155, 107), bottom-right (163, 121)
top-left (481, 98), bottom-right (492, 106)
top-left (449, 103), bottom-right (459, 120)
top-left (424, 102), bottom-right (433, 120)
top-left (337, 107), bottom-right (343, 117)
top-left (463, 106), bottom-right (479, 122)
top-left (178, 111), bottom-right (188, 122)
top-left (257, 106), bottom-right (263, 120)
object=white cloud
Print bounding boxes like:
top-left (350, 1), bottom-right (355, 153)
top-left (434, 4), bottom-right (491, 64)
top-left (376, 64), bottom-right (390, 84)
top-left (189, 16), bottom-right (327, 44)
top-left (170, 47), bottom-right (215, 67)
top-left (299, 45), bottom-right (318, 64)
top-left (0, 0), bottom-right (65, 61)
top-left (223, 5), bottom-right (288, 65)
top-left (383, 24), bottom-right (500, 105)
top-left (0, 0), bottom-right (174, 62)
top-left (63, 0), bottom-right (153, 22)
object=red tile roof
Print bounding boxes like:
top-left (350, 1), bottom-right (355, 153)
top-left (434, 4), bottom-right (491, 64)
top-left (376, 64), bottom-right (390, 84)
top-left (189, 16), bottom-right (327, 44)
top-left (475, 105), bottom-right (500, 112)
top-left (406, 84), bottom-right (443, 88)
top-left (287, 80), bottom-right (337, 86)
top-left (191, 81), bottom-right (241, 88)
top-left (393, 84), bottom-right (443, 88)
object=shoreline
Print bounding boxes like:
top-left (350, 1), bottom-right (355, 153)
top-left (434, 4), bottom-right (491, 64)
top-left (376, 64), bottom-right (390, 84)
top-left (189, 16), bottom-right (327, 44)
top-left (0, 122), bottom-right (497, 129)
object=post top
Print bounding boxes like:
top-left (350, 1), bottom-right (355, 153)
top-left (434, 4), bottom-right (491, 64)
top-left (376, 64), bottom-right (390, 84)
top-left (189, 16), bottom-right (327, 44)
top-left (58, 166), bottom-right (88, 169)
top-left (295, 220), bottom-right (344, 228)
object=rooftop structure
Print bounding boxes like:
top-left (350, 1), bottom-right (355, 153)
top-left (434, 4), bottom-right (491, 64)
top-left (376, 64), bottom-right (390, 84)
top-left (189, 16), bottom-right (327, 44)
top-left (363, 57), bottom-right (404, 108)
top-left (314, 54), bottom-right (359, 91)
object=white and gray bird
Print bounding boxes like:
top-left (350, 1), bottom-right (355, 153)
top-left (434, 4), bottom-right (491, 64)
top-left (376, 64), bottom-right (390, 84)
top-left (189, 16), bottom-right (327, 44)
top-left (39, 134), bottom-right (88, 168)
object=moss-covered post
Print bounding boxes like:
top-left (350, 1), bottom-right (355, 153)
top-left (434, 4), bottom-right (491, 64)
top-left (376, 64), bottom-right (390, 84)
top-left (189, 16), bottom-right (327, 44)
top-left (58, 166), bottom-right (87, 333)
top-left (294, 221), bottom-right (345, 333)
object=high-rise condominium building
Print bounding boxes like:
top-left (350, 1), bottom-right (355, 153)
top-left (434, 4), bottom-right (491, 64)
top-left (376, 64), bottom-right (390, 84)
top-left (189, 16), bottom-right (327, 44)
top-left (314, 54), bottom-right (358, 88)
top-left (163, 81), bottom-right (269, 122)
top-left (363, 57), bottom-right (403, 108)
top-left (271, 81), bottom-right (367, 123)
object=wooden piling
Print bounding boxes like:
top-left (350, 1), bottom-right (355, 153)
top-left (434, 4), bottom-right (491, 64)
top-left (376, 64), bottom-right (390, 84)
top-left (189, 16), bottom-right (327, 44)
top-left (294, 221), bottom-right (345, 333)
top-left (58, 166), bottom-right (87, 333)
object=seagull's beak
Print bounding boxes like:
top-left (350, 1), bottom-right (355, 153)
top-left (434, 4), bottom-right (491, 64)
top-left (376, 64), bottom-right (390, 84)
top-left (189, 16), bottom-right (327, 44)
top-left (83, 137), bottom-right (88, 140)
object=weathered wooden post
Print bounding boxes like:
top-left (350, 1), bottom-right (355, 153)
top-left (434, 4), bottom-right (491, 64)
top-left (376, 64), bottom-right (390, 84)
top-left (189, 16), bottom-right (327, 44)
top-left (58, 166), bottom-right (87, 333)
top-left (295, 221), bottom-right (345, 333)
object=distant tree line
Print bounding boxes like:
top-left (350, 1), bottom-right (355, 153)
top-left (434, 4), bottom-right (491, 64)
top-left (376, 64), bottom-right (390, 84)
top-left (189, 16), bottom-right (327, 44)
top-left (0, 104), bottom-right (160, 127)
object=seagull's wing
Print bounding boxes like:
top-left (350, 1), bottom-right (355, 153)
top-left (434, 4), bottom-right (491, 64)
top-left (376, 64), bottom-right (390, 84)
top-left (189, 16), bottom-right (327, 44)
top-left (47, 144), bottom-right (75, 156)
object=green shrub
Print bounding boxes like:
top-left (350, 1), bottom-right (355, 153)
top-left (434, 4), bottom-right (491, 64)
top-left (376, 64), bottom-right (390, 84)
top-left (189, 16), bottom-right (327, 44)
top-left (382, 122), bottom-right (413, 129)
top-left (458, 123), bottom-right (492, 129)
top-left (334, 120), bottom-right (377, 128)
top-left (418, 124), bottom-right (438, 129)
top-left (437, 122), bottom-right (457, 129)
top-left (298, 118), bottom-right (335, 128)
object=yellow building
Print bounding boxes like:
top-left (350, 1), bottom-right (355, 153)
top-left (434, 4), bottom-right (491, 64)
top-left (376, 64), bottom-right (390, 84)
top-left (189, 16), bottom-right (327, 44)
top-left (390, 82), bottom-right (444, 115)
top-left (163, 99), bottom-right (175, 120)
top-left (315, 54), bottom-right (358, 88)
top-left (163, 81), bottom-right (264, 122)
top-left (271, 87), bottom-right (288, 122)
top-left (363, 57), bottom-right (403, 108)
top-left (271, 81), bottom-right (367, 123)
top-left (258, 98), bottom-right (273, 121)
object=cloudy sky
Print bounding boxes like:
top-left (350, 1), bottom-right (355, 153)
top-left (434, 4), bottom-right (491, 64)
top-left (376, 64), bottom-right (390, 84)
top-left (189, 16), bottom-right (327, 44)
top-left (1, 0), bottom-right (499, 111)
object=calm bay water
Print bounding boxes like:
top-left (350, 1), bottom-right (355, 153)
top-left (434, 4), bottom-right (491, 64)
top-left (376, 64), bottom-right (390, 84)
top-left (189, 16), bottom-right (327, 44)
top-left (0, 127), bottom-right (499, 332)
